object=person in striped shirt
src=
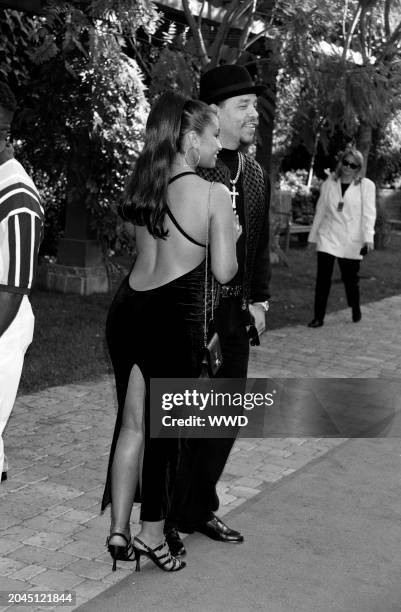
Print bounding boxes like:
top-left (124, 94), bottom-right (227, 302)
top-left (0, 82), bottom-right (44, 482)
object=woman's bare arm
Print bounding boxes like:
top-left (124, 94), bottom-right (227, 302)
top-left (209, 183), bottom-right (238, 284)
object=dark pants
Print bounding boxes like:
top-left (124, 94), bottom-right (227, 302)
top-left (167, 297), bottom-right (249, 532)
top-left (314, 251), bottom-right (360, 321)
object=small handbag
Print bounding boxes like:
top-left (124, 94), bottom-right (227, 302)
top-left (199, 182), bottom-right (223, 379)
top-left (200, 326), bottom-right (223, 378)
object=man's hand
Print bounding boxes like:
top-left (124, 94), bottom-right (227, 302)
top-left (249, 303), bottom-right (266, 336)
top-left (233, 213), bottom-right (242, 242)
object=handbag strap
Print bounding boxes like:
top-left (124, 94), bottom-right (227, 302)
top-left (360, 179), bottom-right (365, 237)
top-left (204, 182), bottom-right (214, 347)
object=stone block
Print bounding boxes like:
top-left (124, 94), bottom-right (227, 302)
top-left (9, 547), bottom-right (77, 570)
top-left (0, 574), bottom-right (30, 591)
top-left (10, 564), bottom-right (46, 582)
top-left (65, 559), bottom-right (110, 581)
top-left (233, 476), bottom-right (264, 488)
top-left (58, 539), bottom-right (104, 560)
top-left (29, 568), bottom-right (84, 590)
top-left (22, 532), bottom-right (73, 552)
top-left (36, 262), bottom-right (109, 295)
top-left (0, 557), bottom-right (24, 576)
top-left (229, 485), bottom-right (261, 498)
top-left (0, 538), bottom-right (20, 555)
top-left (60, 510), bottom-right (97, 525)
top-left (74, 578), bottom-right (109, 599)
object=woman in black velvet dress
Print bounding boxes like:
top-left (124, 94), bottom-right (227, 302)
top-left (101, 92), bottom-right (239, 573)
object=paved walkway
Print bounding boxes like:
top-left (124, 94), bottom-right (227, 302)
top-left (0, 296), bottom-right (400, 611)
top-left (78, 437), bottom-right (401, 612)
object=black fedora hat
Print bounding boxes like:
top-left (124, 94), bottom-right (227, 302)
top-left (199, 65), bottom-right (265, 104)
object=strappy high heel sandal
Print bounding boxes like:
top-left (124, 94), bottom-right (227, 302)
top-left (106, 532), bottom-right (135, 571)
top-left (133, 536), bottom-right (186, 572)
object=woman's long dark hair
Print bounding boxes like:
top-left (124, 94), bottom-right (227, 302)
top-left (121, 91), bottom-right (215, 238)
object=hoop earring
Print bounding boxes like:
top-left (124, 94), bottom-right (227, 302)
top-left (184, 146), bottom-right (200, 168)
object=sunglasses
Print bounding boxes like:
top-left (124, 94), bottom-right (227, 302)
top-left (342, 159), bottom-right (359, 170)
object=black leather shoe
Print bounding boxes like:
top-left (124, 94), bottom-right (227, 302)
top-left (195, 515), bottom-right (244, 543)
top-left (307, 318), bottom-right (324, 328)
top-left (1, 471), bottom-right (7, 482)
top-left (165, 527), bottom-right (186, 556)
top-left (352, 308), bottom-right (361, 322)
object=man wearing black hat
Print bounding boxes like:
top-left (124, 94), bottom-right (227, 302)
top-left (165, 65), bottom-right (271, 555)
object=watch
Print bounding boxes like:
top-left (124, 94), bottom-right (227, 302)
top-left (254, 300), bottom-right (269, 313)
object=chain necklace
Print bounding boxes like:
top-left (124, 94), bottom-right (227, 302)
top-left (337, 179), bottom-right (350, 212)
top-left (229, 152), bottom-right (243, 213)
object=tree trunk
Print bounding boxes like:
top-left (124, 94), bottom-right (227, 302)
top-left (255, 54), bottom-right (278, 178)
top-left (355, 120), bottom-right (392, 250)
top-left (356, 120), bottom-right (372, 177)
top-left (307, 130), bottom-right (320, 190)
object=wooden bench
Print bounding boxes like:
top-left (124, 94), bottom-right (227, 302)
top-left (270, 190), bottom-right (292, 256)
top-left (270, 191), bottom-right (312, 265)
top-left (389, 218), bottom-right (401, 230)
top-left (289, 223), bottom-right (312, 238)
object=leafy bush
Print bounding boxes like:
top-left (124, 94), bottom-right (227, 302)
top-left (31, 168), bottom-right (66, 257)
top-left (1, 4), bottom-right (153, 259)
top-left (8, 148), bottom-right (66, 258)
top-left (368, 117), bottom-right (401, 188)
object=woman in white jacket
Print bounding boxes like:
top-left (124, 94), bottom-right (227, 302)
top-left (307, 147), bottom-right (376, 327)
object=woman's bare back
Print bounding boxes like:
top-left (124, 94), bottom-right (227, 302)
top-left (129, 175), bottom-right (212, 291)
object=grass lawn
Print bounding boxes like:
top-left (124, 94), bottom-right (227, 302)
top-left (20, 233), bottom-right (401, 394)
top-left (269, 233), bottom-right (401, 327)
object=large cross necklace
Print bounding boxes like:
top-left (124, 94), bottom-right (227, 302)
top-left (229, 152), bottom-right (243, 213)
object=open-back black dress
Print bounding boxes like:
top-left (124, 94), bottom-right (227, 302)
top-left (101, 174), bottom-right (211, 520)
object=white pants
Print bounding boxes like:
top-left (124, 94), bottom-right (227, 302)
top-left (0, 295), bottom-right (34, 475)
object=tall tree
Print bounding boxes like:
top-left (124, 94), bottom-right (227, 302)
top-left (278, 0), bottom-right (401, 178)
top-left (1, 1), bottom-right (158, 259)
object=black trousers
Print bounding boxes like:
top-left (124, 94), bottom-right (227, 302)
top-left (314, 251), bottom-right (360, 321)
top-left (167, 297), bottom-right (249, 531)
